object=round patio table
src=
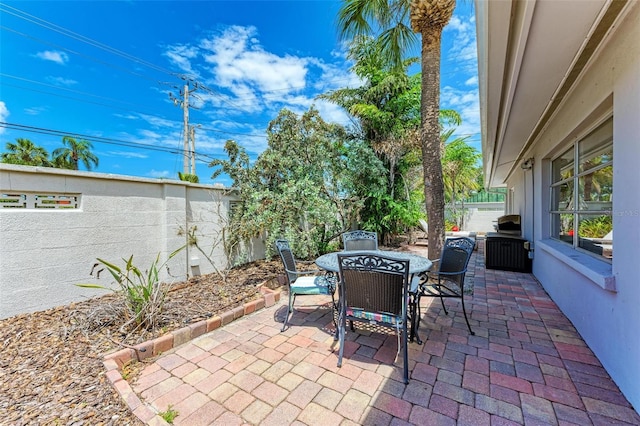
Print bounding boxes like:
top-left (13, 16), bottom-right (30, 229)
top-left (315, 250), bottom-right (432, 277)
top-left (315, 250), bottom-right (432, 344)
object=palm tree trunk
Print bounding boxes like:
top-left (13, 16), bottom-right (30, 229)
top-left (421, 29), bottom-right (446, 259)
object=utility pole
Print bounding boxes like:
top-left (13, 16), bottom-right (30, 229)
top-left (189, 125), bottom-right (196, 175)
top-left (182, 84), bottom-right (189, 174)
top-left (170, 79), bottom-right (199, 175)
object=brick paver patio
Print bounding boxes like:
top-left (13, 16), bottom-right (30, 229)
top-left (123, 240), bottom-right (640, 425)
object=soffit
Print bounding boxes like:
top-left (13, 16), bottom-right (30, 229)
top-left (477, 0), bottom-right (608, 187)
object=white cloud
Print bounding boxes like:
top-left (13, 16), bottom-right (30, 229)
top-left (46, 76), bottom-right (77, 86)
top-left (445, 15), bottom-right (478, 72)
top-left (0, 102), bottom-right (8, 134)
top-left (112, 126), bottom-right (182, 154)
top-left (234, 133), bottom-right (269, 156)
top-left (113, 113), bottom-right (139, 120)
top-left (441, 12), bottom-right (481, 149)
top-left (163, 44), bottom-right (200, 78)
top-left (160, 24), bottom-right (358, 158)
top-left (465, 76), bottom-right (478, 86)
top-left (441, 85), bottom-right (481, 147)
top-left (207, 119), bottom-right (257, 131)
top-left (110, 113), bottom-right (183, 154)
top-left (313, 100), bottom-right (353, 127)
top-left (106, 151), bottom-right (148, 159)
top-left (35, 50), bottom-right (69, 65)
top-left (138, 114), bottom-right (179, 129)
top-left (24, 106), bottom-right (47, 116)
top-left (200, 26), bottom-right (309, 95)
top-left (147, 169), bottom-right (172, 178)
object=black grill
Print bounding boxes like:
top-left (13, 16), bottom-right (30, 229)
top-left (485, 215), bottom-right (532, 272)
top-left (485, 235), bottom-right (531, 272)
top-left (495, 214), bottom-right (522, 235)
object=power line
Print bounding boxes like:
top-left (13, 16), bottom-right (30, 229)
top-left (0, 121), bottom-right (228, 162)
top-left (0, 4), bottom-right (183, 78)
top-left (1, 74), bottom-right (165, 114)
top-left (0, 25), bottom-right (165, 84)
top-left (1, 79), bottom-right (268, 138)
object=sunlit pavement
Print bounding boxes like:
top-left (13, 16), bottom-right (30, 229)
top-left (127, 240), bottom-right (640, 425)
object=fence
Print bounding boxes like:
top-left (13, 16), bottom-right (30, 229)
top-left (0, 164), bottom-right (265, 319)
top-left (463, 189), bottom-right (507, 203)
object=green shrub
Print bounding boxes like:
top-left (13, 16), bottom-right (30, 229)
top-left (579, 215), bottom-right (612, 238)
top-left (77, 247), bottom-right (184, 332)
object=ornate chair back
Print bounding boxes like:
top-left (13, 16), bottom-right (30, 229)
top-left (337, 252), bottom-right (410, 383)
top-left (342, 230), bottom-right (378, 251)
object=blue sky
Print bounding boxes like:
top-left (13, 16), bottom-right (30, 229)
top-left (0, 1), bottom-right (479, 186)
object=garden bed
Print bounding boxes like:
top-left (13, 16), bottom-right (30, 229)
top-left (0, 259), bottom-right (284, 425)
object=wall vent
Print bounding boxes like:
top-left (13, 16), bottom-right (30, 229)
top-left (1, 193), bottom-right (80, 209)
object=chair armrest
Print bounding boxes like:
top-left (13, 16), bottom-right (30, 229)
top-left (438, 268), bottom-right (467, 277)
top-left (284, 267), bottom-right (322, 277)
top-left (419, 259), bottom-right (440, 277)
top-left (296, 269), bottom-right (323, 276)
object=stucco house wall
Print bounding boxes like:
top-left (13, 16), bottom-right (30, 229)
top-left (504, 4), bottom-right (640, 410)
top-left (0, 164), bottom-right (266, 319)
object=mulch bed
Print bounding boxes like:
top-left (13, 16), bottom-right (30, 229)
top-left (0, 259), bottom-right (284, 425)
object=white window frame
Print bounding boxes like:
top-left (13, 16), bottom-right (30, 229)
top-left (549, 116), bottom-right (613, 262)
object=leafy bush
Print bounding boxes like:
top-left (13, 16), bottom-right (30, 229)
top-left (77, 247), bottom-right (184, 332)
top-left (210, 108), bottom-right (387, 260)
top-left (579, 215), bottom-right (612, 238)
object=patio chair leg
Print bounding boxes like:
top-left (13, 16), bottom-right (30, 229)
top-left (461, 295), bottom-right (474, 335)
top-left (409, 293), bottom-right (422, 344)
top-left (281, 293), bottom-right (296, 332)
top-left (394, 323), bottom-right (401, 362)
top-left (402, 323), bottom-right (409, 384)
top-left (436, 283), bottom-right (449, 315)
top-left (337, 311), bottom-right (346, 367)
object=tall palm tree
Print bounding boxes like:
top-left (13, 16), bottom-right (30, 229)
top-left (1, 138), bottom-right (51, 166)
top-left (52, 136), bottom-right (99, 171)
top-left (338, 0), bottom-right (456, 258)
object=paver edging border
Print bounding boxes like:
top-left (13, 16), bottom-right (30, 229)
top-left (101, 284), bottom-right (281, 425)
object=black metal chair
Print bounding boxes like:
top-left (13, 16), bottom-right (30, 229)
top-left (275, 240), bottom-right (336, 332)
top-left (342, 230), bottom-right (378, 251)
top-left (337, 252), bottom-right (411, 384)
top-left (417, 237), bottom-right (475, 335)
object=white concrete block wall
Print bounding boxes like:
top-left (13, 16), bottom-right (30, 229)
top-left (0, 165), bottom-right (264, 319)
top-left (463, 208), bottom-right (504, 233)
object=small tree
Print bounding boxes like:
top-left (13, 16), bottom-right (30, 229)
top-left (210, 107), bottom-right (386, 259)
